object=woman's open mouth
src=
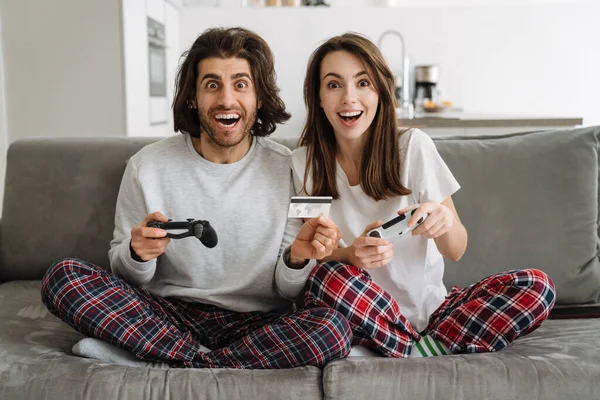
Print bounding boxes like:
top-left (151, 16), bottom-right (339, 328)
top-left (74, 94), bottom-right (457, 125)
top-left (337, 111), bottom-right (363, 127)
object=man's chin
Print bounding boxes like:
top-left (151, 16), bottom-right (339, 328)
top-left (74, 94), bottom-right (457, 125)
top-left (207, 129), bottom-right (249, 148)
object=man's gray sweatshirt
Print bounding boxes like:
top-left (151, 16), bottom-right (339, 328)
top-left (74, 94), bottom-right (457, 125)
top-left (109, 134), bottom-right (316, 312)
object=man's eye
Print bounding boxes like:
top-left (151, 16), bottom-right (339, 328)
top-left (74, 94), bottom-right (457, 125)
top-left (236, 81), bottom-right (248, 89)
top-left (206, 82), bottom-right (219, 89)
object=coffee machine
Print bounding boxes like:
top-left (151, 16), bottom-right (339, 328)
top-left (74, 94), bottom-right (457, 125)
top-left (413, 65), bottom-right (440, 112)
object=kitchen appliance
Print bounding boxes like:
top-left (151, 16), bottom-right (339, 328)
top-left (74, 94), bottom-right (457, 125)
top-left (147, 17), bottom-right (167, 125)
top-left (413, 65), bottom-right (440, 112)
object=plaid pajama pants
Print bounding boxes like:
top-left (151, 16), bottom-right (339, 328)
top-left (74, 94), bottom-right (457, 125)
top-left (41, 258), bottom-right (352, 369)
top-left (303, 261), bottom-right (556, 357)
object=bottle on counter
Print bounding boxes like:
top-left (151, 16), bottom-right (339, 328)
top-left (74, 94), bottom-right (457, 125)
top-left (394, 75), bottom-right (414, 119)
top-left (394, 75), bottom-right (403, 104)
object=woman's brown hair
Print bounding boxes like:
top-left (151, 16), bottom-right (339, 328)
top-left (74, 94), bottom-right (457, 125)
top-left (299, 33), bottom-right (411, 201)
top-left (173, 27), bottom-right (290, 138)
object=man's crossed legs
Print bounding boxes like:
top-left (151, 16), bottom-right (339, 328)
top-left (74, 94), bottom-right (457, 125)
top-left (41, 258), bottom-right (352, 369)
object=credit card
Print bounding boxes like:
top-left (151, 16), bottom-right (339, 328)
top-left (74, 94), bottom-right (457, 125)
top-left (287, 196), bottom-right (333, 219)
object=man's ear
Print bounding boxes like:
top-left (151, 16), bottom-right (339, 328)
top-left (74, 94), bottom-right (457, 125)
top-left (190, 98), bottom-right (197, 109)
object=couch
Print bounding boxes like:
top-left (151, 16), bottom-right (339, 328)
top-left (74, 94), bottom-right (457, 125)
top-left (1, 126), bottom-right (600, 400)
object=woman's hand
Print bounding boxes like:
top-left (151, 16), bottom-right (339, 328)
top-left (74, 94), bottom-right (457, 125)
top-left (399, 202), bottom-right (455, 239)
top-left (348, 221), bottom-right (394, 270)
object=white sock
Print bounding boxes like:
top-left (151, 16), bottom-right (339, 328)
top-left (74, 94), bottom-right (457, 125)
top-left (410, 335), bottom-right (450, 358)
top-left (72, 338), bottom-right (211, 368)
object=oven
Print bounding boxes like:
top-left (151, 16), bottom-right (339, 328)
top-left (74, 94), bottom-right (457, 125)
top-left (147, 17), bottom-right (167, 125)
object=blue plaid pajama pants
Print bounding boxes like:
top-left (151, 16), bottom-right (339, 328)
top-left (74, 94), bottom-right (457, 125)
top-left (41, 258), bottom-right (352, 369)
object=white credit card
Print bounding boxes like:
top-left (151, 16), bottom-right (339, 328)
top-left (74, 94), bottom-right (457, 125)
top-left (287, 196), bottom-right (333, 219)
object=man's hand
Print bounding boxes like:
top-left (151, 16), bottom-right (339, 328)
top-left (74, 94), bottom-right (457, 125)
top-left (290, 217), bottom-right (341, 263)
top-left (130, 211), bottom-right (171, 262)
top-left (401, 202), bottom-right (455, 239)
top-left (348, 220), bottom-right (394, 270)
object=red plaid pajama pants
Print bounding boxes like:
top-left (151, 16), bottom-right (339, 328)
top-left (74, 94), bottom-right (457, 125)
top-left (303, 261), bottom-right (556, 357)
top-left (41, 258), bottom-right (352, 369)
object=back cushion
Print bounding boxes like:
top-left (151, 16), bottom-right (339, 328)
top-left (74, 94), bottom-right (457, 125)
top-left (0, 137), bottom-right (158, 281)
top-left (2, 129), bottom-right (599, 306)
top-left (434, 126), bottom-right (600, 304)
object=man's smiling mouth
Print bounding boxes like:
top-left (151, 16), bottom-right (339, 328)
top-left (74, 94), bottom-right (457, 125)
top-left (215, 113), bottom-right (240, 128)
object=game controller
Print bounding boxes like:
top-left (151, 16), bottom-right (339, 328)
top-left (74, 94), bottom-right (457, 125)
top-left (147, 218), bottom-right (218, 248)
top-left (367, 208), bottom-right (428, 240)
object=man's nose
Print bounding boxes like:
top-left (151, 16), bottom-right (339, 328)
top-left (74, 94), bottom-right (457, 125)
top-left (218, 86), bottom-right (236, 108)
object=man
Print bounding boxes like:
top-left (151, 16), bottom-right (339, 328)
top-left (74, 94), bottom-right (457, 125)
top-left (41, 27), bottom-right (351, 369)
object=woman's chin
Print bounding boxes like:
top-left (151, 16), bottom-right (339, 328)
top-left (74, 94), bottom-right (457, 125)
top-left (333, 127), bottom-right (369, 141)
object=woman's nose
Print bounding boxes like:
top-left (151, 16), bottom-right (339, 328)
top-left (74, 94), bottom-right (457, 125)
top-left (342, 86), bottom-right (357, 104)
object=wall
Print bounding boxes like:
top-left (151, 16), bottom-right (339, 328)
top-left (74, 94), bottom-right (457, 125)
top-left (0, 0), bottom-right (126, 142)
top-left (180, 2), bottom-right (600, 137)
top-left (0, 0), bottom-right (181, 141)
top-left (0, 10), bottom-right (6, 213)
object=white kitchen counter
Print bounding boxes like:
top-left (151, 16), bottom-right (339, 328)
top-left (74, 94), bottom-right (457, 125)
top-left (398, 112), bottom-right (583, 137)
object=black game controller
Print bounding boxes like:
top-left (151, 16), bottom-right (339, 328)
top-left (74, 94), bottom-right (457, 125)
top-left (147, 219), bottom-right (218, 248)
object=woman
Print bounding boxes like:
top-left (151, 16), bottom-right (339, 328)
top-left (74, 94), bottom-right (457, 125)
top-left (292, 33), bottom-right (556, 358)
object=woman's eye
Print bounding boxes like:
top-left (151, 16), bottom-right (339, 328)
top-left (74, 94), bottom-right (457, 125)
top-left (327, 81), bottom-right (340, 89)
top-left (358, 80), bottom-right (370, 87)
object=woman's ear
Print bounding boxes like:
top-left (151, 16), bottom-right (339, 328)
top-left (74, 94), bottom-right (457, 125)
top-left (258, 99), bottom-right (262, 109)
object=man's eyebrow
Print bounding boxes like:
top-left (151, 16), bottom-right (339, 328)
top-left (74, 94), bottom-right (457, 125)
top-left (232, 72), bottom-right (252, 81)
top-left (200, 73), bottom-right (221, 83)
top-left (199, 72), bottom-right (253, 84)
top-left (323, 71), bottom-right (368, 80)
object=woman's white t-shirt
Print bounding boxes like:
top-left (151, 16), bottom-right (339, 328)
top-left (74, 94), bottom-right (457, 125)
top-left (291, 129), bottom-right (460, 332)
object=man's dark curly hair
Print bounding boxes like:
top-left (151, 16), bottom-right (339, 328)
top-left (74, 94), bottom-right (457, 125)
top-left (172, 27), bottom-right (291, 138)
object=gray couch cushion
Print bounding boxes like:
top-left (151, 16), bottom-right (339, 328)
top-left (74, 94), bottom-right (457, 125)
top-left (434, 126), bottom-right (600, 304)
top-left (323, 317), bottom-right (600, 400)
top-left (0, 137), bottom-right (159, 281)
top-left (0, 281), bottom-right (323, 400)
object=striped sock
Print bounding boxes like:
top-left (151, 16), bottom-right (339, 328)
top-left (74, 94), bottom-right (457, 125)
top-left (410, 335), bottom-right (450, 358)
